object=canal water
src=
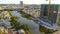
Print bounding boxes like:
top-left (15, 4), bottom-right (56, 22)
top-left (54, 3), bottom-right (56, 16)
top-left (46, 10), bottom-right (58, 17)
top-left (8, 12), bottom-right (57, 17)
top-left (11, 11), bottom-right (42, 34)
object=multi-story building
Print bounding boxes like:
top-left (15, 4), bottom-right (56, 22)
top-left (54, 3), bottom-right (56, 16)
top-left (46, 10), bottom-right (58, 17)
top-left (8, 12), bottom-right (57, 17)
top-left (0, 1), bottom-right (24, 10)
top-left (20, 1), bottom-right (23, 7)
top-left (56, 5), bottom-right (60, 25)
top-left (0, 1), bottom-right (41, 18)
top-left (23, 5), bottom-right (41, 17)
top-left (40, 4), bottom-right (60, 25)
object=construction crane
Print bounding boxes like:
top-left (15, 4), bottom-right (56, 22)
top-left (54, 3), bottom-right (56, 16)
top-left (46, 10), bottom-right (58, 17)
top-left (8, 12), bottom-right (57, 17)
top-left (46, 0), bottom-right (51, 18)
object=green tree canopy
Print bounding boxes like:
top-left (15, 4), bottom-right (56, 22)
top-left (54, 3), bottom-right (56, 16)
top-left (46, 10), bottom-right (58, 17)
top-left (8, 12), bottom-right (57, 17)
top-left (10, 16), bottom-right (20, 30)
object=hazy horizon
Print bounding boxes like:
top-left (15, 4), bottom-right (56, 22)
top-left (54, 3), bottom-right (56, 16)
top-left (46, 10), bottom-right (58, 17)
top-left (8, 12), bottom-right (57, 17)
top-left (0, 0), bottom-right (60, 4)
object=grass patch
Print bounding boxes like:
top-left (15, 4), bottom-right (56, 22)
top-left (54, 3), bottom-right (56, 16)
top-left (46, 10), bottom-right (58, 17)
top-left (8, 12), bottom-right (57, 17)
top-left (39, 25), bottom-right (57, 34)
top-left (0, 16), bottom-right (2, 19)
top-left (20, 12), bottom-right (32, 20)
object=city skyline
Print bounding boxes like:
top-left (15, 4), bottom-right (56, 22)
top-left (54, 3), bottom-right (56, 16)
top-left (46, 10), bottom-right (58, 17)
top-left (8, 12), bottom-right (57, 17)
top-left (0, 0), bottom-right (60, 4)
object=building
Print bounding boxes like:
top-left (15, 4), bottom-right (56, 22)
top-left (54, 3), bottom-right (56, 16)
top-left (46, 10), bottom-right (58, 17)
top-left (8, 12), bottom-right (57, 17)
top-left (40, 4), bottom-right (60, 25)
top-left (0, 11), bottom-right (11, 29)
top-left (56, 5), bottom-right (60, 25)
top-left (8, 28), bottom-right (13, 34)
top-left (0, 1), bottom-right (24, 10)
top-left (20, 1), bottom-right (23, 7)
top-left (23, 5), bottom-right (41, 17)
top-left (0, 27), bottom-right (5, 34)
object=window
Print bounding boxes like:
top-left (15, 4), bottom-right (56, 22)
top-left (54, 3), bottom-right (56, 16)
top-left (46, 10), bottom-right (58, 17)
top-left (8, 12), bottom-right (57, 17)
top-left (42, 5), bottom-right (48, 19)
top-left (44, 6), bottom-right (48, 16)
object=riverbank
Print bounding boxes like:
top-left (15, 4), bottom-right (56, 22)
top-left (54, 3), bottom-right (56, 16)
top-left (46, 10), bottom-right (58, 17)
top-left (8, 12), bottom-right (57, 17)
top-left (11, 11), bottom-right (41, 34)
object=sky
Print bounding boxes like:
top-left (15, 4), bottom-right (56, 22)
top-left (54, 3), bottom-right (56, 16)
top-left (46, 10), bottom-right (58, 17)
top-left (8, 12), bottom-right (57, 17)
top-left (0, 0), bottom-right (60, 4)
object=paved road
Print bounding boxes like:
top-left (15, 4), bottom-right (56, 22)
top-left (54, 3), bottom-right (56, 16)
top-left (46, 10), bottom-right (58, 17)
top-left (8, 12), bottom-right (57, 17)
top-left (11, 11), bottom-right (42, 34)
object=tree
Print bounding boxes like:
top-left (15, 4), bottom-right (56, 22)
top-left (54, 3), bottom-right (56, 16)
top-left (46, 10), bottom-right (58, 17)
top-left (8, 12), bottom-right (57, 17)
top-left (0, 16), bottom-right (2, 19)
top-left (45, 30), bottom-right (52, 34)
top-left (10, 15), bottom-right (31, 33)
top-left (10, 16), bottom-right (20, 30)
top-left (20, 24), bottom-right (30, 32)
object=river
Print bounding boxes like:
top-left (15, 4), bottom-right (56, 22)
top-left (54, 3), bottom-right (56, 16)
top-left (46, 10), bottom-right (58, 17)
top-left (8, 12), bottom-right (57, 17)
top-left (11, 11), bottom-right (42, 34)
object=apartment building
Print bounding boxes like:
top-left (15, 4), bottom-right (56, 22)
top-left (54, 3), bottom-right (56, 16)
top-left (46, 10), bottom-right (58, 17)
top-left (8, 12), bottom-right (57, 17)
top-left (23, 5), bottom-right (41, 17)
top-left (40, 4), bottom-right (60, 25)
